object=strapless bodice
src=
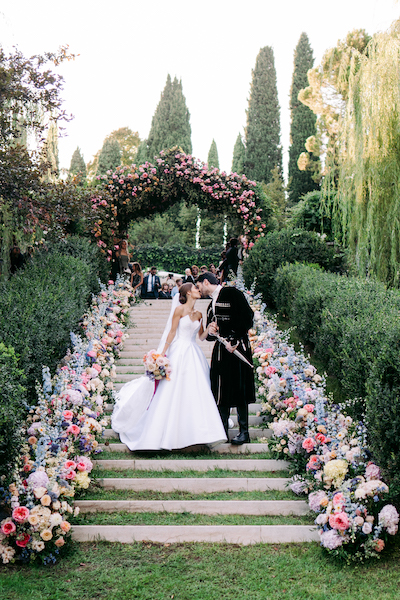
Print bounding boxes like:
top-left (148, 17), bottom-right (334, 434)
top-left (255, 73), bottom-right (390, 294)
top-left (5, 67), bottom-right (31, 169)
top-left (176, 314), bottom-right (201, 343)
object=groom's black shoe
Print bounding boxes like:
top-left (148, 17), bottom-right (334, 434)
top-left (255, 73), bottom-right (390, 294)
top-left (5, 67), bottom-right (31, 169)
top-left (231, 431), bottom-right (250, 445)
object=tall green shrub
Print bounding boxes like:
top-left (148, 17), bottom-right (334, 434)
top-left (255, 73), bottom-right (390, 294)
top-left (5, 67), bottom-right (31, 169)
top-left (46, 235), bottom-right (109, 287)
top-left (0, 344), bottom-right (26, 481)
top-left (131, 244), bottom-right (223, 273)
top-left (0, 252), bottom-right (92, 399)
top-left (243, 228), bottom-right (341, 305)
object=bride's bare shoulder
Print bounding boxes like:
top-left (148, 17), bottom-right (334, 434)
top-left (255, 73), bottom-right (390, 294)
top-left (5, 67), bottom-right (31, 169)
top-left (173, 305), bottom-right (185, 317)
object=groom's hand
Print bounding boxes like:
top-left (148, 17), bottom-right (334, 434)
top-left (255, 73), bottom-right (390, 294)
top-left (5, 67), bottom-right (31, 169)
top-left (226, 341), bottom-right (239, 353)
top-left (208, 322), bottom-right (218, 336)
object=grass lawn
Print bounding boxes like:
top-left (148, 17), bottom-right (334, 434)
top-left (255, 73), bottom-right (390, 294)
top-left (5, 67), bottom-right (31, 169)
top-left (1, 541), bottom-right (399, 600)
top-left (93, 468), bottom-right (290, 479)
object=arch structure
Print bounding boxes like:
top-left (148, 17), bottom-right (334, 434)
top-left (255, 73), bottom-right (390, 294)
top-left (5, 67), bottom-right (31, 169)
top-left (91, 147), bottom-right (268, 252)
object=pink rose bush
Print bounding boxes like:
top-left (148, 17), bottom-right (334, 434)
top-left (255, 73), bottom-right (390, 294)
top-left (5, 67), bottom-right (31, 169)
top-left (239, 273), bottom-right (399, 562)
top-left (0, 278), bottom-right (133, 565)
top-left (91, 147), bottom-right (266, 253)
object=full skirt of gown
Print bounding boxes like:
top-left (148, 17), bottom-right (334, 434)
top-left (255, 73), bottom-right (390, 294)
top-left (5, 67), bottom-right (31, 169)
top-left (111, 315), bottom-right (227, 450)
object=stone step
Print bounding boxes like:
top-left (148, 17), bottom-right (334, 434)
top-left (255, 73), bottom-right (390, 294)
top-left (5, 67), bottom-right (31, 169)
top-left (72, 525), bottom-right (319, 544)
top-left (115, 366), bottom-right (145, 375)
top-left (75, 499), bottom-right (308, 515)
top-left (99, 442), bottom-right (270, 454)
top-left (99, 477), bottom-right (289, 492)
top-left (103, 428), bottom-right (268, 441)
top-left (115, 358), bottom-right (143, 366)
top-left (93, 458), bottom-right (287, 471)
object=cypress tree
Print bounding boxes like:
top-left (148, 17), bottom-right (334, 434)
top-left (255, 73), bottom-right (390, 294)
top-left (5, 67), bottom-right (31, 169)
top-left (43, 120), bottom-right (59, 181)
top-left (96, 137), bottom-right (121, 176)
top-left (245, 46), bottom-right (282, 183)
top-left (145, 75), bottom-right (192, 161)
top-left (288, 33), bottom-right (319, 204)
top-left (69, 147), bottom-right (86, 180)
top-left (231, 133), bottom-right (245, 174)
top-left (207, 139), bottom-right (219, 169)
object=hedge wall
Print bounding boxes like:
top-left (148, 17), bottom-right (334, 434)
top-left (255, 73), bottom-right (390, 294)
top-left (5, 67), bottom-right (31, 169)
top-left (130, 244), bottom-right (223, 273)
top-left (243, 229), bottom-right (344, 305)
top-left (272, 262), bottom-right (400, 502)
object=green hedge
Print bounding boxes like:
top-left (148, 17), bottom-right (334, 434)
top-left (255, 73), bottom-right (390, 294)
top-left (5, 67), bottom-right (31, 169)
top-left (243, 229), bottom-right (343, 306)
top-left (46, 235), bottom-right (109, 286)
top-left (0, 343), bottom-right (27, 482)
top-left (0, 251), bottom-right (93, 399)
top-left (272, 262), bottom-right (400, 502)
top-left (130, 244), bottom-right (223, 273)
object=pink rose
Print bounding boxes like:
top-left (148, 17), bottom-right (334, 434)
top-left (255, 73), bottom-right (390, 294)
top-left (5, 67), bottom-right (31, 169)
top-left (304, 404), bottom-right (315, 412)
top-left (87, 350), bottom-right (97, 358)
top-left (67, 424), bottom-right (80, 436)
top-left (332, 493), bottom-right (345, 508)
top-left (1, 521), bottom-right (16, 535)
top-left (12, 506), bottom-right (30, 523)
top-left (64, 469), bottom-right (76, 480)
top-left (264, 366), bottom-right (277, 377)
top-left (92, 364), bottom-right (102, 373)
top-left (16, 532), bottom-right (31, 547)
top-left (63, 410), bottom-right (74, 421)
top-left (302, 437), bottom-right (316, 453)
top-left (64, 460), bottom-right (77, 470)
top-left (329, 511), bottom-right (350, 531)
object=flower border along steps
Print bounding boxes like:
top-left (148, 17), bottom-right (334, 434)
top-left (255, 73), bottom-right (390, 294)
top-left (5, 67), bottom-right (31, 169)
top-left (71, 299), bottom-right (318, 546)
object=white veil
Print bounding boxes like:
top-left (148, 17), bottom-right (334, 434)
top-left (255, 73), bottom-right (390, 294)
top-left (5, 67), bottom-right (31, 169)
top-left (112, 294), bottom-right (180, 434)
top-left (156, 293), bottom-right (180, 354)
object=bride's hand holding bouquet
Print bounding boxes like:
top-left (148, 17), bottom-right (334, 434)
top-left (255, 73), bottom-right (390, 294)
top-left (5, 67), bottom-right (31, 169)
top-left (143, 349), bottom-right (171, 381)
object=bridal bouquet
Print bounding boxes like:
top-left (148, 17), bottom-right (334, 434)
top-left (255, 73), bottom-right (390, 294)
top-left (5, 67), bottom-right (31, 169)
top-left (143, 350), bottom-right (171, 381)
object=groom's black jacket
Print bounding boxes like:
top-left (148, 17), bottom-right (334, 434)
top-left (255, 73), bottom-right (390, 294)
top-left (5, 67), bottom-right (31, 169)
top-left (206, 286), bottom-right (255, 408)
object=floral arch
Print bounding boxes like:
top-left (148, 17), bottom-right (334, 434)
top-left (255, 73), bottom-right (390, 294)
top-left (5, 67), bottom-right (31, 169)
top-left (90, 147), bottom-right (269, 254)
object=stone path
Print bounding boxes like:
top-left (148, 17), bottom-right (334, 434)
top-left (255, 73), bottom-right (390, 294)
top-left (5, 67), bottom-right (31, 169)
top-left (72, 299), bottom-right (317, 545)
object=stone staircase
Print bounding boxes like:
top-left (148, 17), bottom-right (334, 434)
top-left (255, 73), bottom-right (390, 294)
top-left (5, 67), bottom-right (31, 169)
top-left (71, 299), bottom-right (317, 545)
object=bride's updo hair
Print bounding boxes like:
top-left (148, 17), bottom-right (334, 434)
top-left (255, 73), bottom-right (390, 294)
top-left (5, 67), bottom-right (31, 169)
top-left (179, 282), bottom-right (193, 304)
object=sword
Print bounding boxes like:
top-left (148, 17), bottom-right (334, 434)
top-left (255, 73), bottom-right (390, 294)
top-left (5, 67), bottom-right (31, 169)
top-left (211, 331), bottom-right (254, 369)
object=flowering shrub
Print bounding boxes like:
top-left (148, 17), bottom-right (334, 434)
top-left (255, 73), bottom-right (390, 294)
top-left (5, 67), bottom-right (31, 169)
top-left (90, 147), bottom-right (269, 254)
top-left (244, 276), bottom-right (399, 562)
top-left (0, 278), bottom-right (134, 565)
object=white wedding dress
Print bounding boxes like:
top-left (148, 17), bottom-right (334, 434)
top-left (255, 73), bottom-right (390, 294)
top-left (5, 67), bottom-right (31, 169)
top-left (111, 313), bottom-right (227, 451)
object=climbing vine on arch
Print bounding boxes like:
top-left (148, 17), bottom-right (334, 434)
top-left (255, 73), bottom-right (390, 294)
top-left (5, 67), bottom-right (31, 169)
top-left (90, 147), bottom-right (270, 255)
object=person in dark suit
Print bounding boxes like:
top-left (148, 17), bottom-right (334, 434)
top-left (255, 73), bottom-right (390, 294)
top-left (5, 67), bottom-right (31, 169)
top-left (141, 266), bottom-right (161, 299)
top-left (196, 272), bottom-right (255, 444)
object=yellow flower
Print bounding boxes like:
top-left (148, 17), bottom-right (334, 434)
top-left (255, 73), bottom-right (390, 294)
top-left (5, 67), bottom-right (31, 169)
top-left (323, 459), bottom-right (348, 487)
top-left (41, 494), bottom-right (52, 506)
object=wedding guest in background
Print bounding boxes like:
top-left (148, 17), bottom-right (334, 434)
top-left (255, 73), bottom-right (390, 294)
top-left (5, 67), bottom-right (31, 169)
top-left (168, 282), bottom-right (174, 295)
top-left (200, 265), bottom-right (208, 274)
top-left (130, 262), bottom-right (144, 295)
top-left (171, 278), bottom-right (183, 297)
top-left (158, 282), bottom-right (172, 299)
top-left (166, 273), bottom-right (175, 287)
top-left (225, 238), bottom-right (239, 276)
top-left (117, 240), bottom-right (131, 277)
top-left (183, 268), bottom-right (195, 284)
top-left (141, 266), bottom-right (161, 299)
top-left (209, 263), bottom-right (217, 276)
top-left (216, 251), bottom-right (227, 282)
top-left (191, 265), bottom-right (199, 281)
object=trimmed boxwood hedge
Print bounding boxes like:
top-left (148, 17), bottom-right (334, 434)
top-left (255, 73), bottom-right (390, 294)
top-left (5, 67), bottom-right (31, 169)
top-left (0, 250), bottom-right (93, 400)
top-left (243, 229), bottom-right (344, 306)
top-left (130, 244), bottom-right (223, 273)
top-left (272, 262), bottom-right (400, 504)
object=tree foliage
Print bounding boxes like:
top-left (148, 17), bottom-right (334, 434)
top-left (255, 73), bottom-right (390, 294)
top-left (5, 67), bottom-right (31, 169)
top-left (140, 75), bottom-right (192, 162)
top-left (207, 139), bottom-right (219, 169)
top-left (231, 133), bottom-right (245, 175)
top-left (245, 46), bottom-right (282, 183)
top-left (288, 33), bottom-right (319, 204)
top-left (333, 21), bottom-right (400, 286)
top-left (298, 29), bottom-right (371, 186)
top-left (69, 146), bottom-right (87, 180)
top-left (96, 137), bottom-right (121, 176)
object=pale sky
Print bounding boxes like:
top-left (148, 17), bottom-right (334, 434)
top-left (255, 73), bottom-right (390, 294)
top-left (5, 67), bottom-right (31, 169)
top-left (1, 0), bottom-right (399, 177)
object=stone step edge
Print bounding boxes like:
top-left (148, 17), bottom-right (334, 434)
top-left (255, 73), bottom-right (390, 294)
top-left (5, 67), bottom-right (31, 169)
top-left (99, 478), bottom-right (290, 492)
top-left (71, 524), bottom-right (318, 544)
top-left (103, 429), bottom-right (271, 440)
top-left (93, 459), bottom-right (288, 471)
top-left (99, 443), bottom-right (270, 454)
top-left (75, 499), bottom-right (308, 515)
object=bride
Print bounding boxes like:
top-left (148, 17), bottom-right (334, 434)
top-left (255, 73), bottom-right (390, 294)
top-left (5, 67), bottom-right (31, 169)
top-left (111, 282), bottom-right (227, 450)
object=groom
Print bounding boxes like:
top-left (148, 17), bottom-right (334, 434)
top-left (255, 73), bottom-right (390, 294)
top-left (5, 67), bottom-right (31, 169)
top-left (196, 272), bottom-right (255, 444)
